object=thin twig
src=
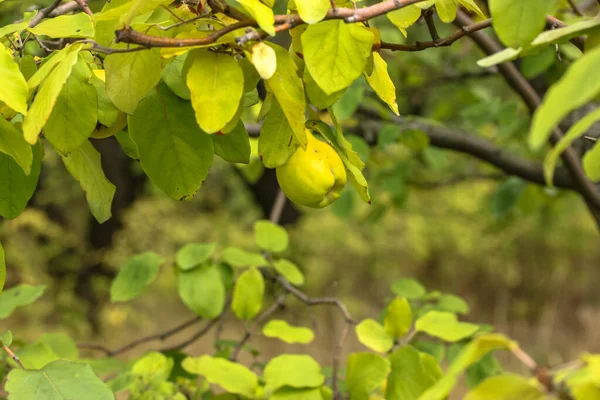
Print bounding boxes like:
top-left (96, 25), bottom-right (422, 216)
top-left (230, 294), bottom-right (287, 360)
top-left (566, 0), bottom-right (585, 16)
top-left (74, 0), bottom-right (93, 16)
top-left (269, 190), bottom-right (287, 224)
top-left (423, 8), bottom-right (440, 41)
top-left (332, 322), bottom-right (352, 400)
top-left (28, 0), bottom-right (63, 28)
top-left (161, 313), bottom-right (226, 352)
top-left (276, 276), bottom-right (355, 324)
top-left (114, 0), bottom-right (430, 48)
top-left (381, 19), bottom-right (492, 52)
top-left (3, 344), bottom-right (24, 369)
top-left (78, 316), bottom-right (202, 356)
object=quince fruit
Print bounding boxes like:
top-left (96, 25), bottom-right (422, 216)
top-left (276, 130), bottom-right (347, 208)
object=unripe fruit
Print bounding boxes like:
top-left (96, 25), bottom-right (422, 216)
top-left (276, 130), bottom-right (347, 208)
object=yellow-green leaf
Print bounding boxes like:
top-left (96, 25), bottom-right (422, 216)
top-left (235, 0), bottom-right (275, 35)
top-left (259, 99), bottom-right (299, 167)
top-left (266, 43), bottom-right (307, 148)
top-left (544, 107), bottom-right (600, 185)
top-left (186, 50), bottom-right (244, 133)
top-left (529, 46), bottom-right (600, 150)
top-left (273, 259), bottom-right (305, 286)
top-left (364, 52), bottom-right (399, 116)
top-left (0, 115), bottom-right (32, 174)
top-left (387, 5), bottom-right (421, 36)
top-left (356, 319), bottom-right (394, 353)
top-left (61, 141), bottom-right (116, 223)
top-left (182, 355), bottom-right (258, 398)
top-left (416, 311), bottom-right (479, 342)
top-left (262, 320), bottom-right (314, 344)
top-left (232, 267), bottom-right (264, 320)
top-left (302, 20), bottom-right (374, 95)
top-left (464, 374), bottom-right (546, 400)
top-left (105, 47), bottom-right (162, 114)
top-left (347, 353), bottom-right (391, 400)
top-left (384, 297), bottom-right (412, 339)
top-left (435, 0), bottom-right (457, 23)
top-left (23, 44), bottom-right (83, 144)
top-left (0, 42), bottom-right (28, 116)
top-left (295, 0), bottom-right (330, 24)
top-left (28, 13), bottom-right (94, 38)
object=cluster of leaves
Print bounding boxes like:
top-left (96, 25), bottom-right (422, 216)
top-left (2, 221), bottom-right (600, 399)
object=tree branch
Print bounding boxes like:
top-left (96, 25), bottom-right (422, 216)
top-left (114, 0), bottom-right (430, 48)
top-left (455, 11), bottom-right (600, 224)
top-left (381, 19), bottom-right (492, 52)
top-left (28, 0), bottom-right (63, 28)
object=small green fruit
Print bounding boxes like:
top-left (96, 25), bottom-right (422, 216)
top-left (276, 130), bottom-right (347, 208)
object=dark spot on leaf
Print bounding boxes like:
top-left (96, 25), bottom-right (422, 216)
top-left (295, 52), bottom-right (304, 60)
top-left (76, 29), bottom-right (81, 32)
top-left (216, 130), bottom-right (224, 136)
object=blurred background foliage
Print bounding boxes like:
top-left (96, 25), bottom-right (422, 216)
top-left (1, 0), bottom-right (599, 381)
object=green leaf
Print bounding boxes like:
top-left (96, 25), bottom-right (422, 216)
top-left (489, 177), bottom-right (526, 218)
top-left (38, 333), bottom-right (79, 360)
top-left (176, 243), bottom-right (216, 271)
top-left (264, 354), bottom-right (324, 391)
top-left (186, 50), bottom-right (244, 133)
top-left (0, 284), bottom-right (45, 319)
top-left (110, 252), bottom-right (164, 302)
top-left (391, 278), bottom-right (426, 299)
top-left (91, 72), bottom-right (119, 127)
top-left (0, 242), bottom-right (4, 294)
top-left (331, 78), bottom-right (366, 122)
top-left (266, 43), bottom-right (307, 148)
top-left (295, 0), bottom-right (329, 24)
top-left (0, 42), bottom-right (28, 115)
top-left (489, 0), bottom-right (557, 48)
top-left (212, 121), bottom-right (251, 164)
top-left (221, 247), bottom-right (267, 268)
top-left (346, 353), bottom-right (391, 400)
top-left (305, 68), bottom-right (345, 110)
top-left (119, 0), bottom-right (173, 24)
top-left (457, 0), bottom-right (486, 19)
top-left (17, 342), bottom-right (60, 370)
top-left (544, 107), bottom-right (600, 184)
top-left (104, 47), bottom-right (162, 114)
top-left (520, 47), bottom-right (556, 79)
top-left (259, 99), bottom-right (299, 168)
top-left (62, 140), bottom-right (116, 223)
top-left (182, 355), bottom-right (258, 398)
top-left (0, 141), bottom-right (42, 219)
top-left (530, 47), bottom-right (600, 150)
top-left (232, 267), bottom-right (264, 320)
top-left (420, 334), bottom-right (516, 400)
top-left (7, 360), bottom-right (113, 399)
top-left (22, 44), bottom-right (83, 144)
top-left (131, 352), bottom-right (173, 383)
top-left (44, 55), bottom-right (98, 155)
top-left (386, 346), bottom-right (438, 400)
top-left (28, 13), bottom-right (94, 38)
top-left (437, 294), bottom-right (470, 315)
top-left (262, 320), bottom-right (314, 344)
top-left (465, 353), bottom-right (503, 389)
top-left (435, 0), bottom-right (457, 23)
top-left (0, 115), bottom-right (32, 174)
top-left (584, 140), bottom-right (600, 181)
top-left (355, 319), bottom-right (394, 353)
top-left (0, 330), bottom-right (12, 346)
top-left (416, 311), bottom-right (478, 342)
top-left (464, 374), bottom-right (545, 400)
top-left (162, 54), bottom-right (190, 100)
top-left (178, 263), bottom-right (225, 318)
top-left (384, 297), bottom-right (412, 339)
top-left (0, 11), bottom-right (36, 39)
top-left (271, 387), bottom-right (323, 400)
top-left (254, 220), bottom-right (288, 253)
top-left (18, 54), bottom-right (37, 81)
top-left (303, 20), bottom-right (374, 95)
top-left (476, 48), bottom-right (523, 68)
top-left (128, 83), bottom-right (214, 201)
top-left (364, 52), bottom-right (399, 116)
top-left (115, 130), bottom-right (139, 160)
top-left (273, 259), bottom-right (305, 286)
top-left (235, 0), bottom-right (275, 35)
